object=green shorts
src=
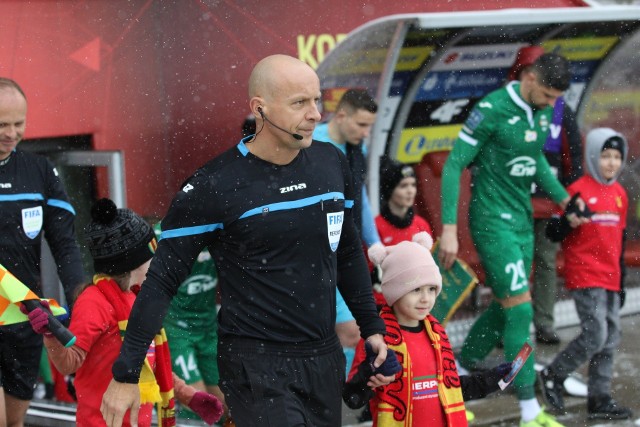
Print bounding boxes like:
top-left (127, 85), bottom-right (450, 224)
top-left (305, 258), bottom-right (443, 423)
top-left (165, 322), bottom-right (219, 386)
top-left (472, 224), bottom-right (534, 300)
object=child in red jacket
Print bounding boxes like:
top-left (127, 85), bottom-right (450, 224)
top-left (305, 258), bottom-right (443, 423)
top-left (24, 199), bottom-right (223, 426)
top-left (541, 128), bottom-right (633, 420)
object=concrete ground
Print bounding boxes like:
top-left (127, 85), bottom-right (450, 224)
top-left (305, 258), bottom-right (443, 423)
top-left (342, 313), bottom-right (640, 427)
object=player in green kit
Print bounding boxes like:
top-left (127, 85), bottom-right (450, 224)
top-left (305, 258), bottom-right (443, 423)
top-left (153, 224), bottom-right (227, 421)
top-left (438, 54), bottom-right (587, 427)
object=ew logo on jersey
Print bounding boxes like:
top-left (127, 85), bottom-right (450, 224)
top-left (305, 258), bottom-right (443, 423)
top-left (22, 206), bottom-right (43, 239)
top-left (326, 211), bottom-right (344, 252)
top-left (506, 156), bottom-right (536, 177)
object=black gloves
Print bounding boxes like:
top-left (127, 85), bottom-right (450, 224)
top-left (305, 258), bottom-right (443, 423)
top-left (461, 362), bottom-right (513, 401)
top-left (546, 193), bottom-right (592, 242)
top-left (564, 192), bottom-right (593, 219)
top-left (364, 341), bottom-right (401, 377)
top-left (495, 362), bottom-right (513, 378)
top-left (343, 368), bottom-right (375, 409)
top-left (342, 342), bottom-right (402, 409)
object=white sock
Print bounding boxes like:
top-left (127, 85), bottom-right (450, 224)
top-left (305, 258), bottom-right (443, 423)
top-left (519, 398), bottom-right (542, 422)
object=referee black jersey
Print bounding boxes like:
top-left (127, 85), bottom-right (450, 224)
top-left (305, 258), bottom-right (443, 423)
top-left (0, 150), bottom-right (84, 305)
top-left (114, 139), bottom-right (385, 382)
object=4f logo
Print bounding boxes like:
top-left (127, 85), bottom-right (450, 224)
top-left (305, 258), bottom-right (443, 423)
top-left (183, 183), bottom-right (194, 193)
top-left (429, 99), bottom-right (470, 124)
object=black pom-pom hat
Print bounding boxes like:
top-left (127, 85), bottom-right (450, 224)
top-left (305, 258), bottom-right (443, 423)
top-left (84, 198), bottom-right (156, 275)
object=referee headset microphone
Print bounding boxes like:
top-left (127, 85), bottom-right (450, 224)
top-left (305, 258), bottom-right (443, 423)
top-left (257, 106), bottom-right (303, 141)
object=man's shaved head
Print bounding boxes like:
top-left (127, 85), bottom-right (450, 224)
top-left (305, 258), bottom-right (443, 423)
top-left (248, 54), bottom-right (315, 101)
top-left (245, 54), bottom-right (321, 160)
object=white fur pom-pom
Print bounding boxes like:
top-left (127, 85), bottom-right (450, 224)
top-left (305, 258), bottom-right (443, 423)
top-left (412, 232), bottom-right (433, 251)
top-left (368, 242), bottom-right (388, 266)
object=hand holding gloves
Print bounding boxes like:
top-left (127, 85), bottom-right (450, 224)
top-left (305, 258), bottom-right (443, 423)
top-left (342, 342), bottom-right (402, 409)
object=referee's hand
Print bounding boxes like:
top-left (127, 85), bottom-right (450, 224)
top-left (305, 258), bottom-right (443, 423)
top-left (101, 379), bottom-right (140, 427)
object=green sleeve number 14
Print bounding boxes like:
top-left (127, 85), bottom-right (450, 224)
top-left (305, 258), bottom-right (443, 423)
top-left (174, 354), bottom-right (199, 381)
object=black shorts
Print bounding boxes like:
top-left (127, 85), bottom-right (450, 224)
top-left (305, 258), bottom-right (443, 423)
top-left (0, 322), bottom-right (43, 400)
top-left (218, 335), bottom-right (345, 427)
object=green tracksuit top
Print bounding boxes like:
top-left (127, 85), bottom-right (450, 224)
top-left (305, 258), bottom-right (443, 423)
top-left (441, 82), bottom-right (568, 232)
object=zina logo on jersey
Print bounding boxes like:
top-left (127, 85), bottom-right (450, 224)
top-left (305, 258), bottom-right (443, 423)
top-left (506, 156), bottom-right (536, 177)
top-left (280, 183), bottom-right (307, 194)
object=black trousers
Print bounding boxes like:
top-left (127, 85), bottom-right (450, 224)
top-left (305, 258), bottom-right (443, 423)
top-left (218, 335), bottom-right (345, 427)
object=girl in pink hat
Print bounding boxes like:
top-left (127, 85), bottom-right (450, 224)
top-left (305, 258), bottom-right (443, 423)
top-left (345, 232), bottom-right (511, 426)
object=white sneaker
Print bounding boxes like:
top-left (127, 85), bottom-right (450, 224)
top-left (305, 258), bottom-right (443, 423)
top-left (534, 363), bottom-right (587, 397)
top-left (563, 375), bottom-right (587, 397)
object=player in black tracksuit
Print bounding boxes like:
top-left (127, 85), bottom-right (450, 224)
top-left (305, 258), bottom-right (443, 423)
top-left (1, 86), bottom-right (84, 420)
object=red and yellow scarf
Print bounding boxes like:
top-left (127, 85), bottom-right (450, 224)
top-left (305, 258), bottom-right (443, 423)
top-left (375, 305), bottom-right (467, 427)
top-left (94, 275), bottom-right (176, 427)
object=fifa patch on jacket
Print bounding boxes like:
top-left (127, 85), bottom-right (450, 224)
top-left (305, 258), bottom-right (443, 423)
top-left (326, 211), bottom-right (344, 252)
top-left (22, 206), bottom-right (43, 239)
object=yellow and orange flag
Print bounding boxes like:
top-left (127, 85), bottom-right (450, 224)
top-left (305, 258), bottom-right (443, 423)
top-left (0, 263), bottom-right (67, 326)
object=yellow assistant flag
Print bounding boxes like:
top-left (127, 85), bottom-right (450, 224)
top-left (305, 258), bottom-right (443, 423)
top-left (0, 263), bottom-right (67, 326)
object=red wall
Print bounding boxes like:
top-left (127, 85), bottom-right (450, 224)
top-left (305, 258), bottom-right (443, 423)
top-left (0, 0), bottom-right (585, 217)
